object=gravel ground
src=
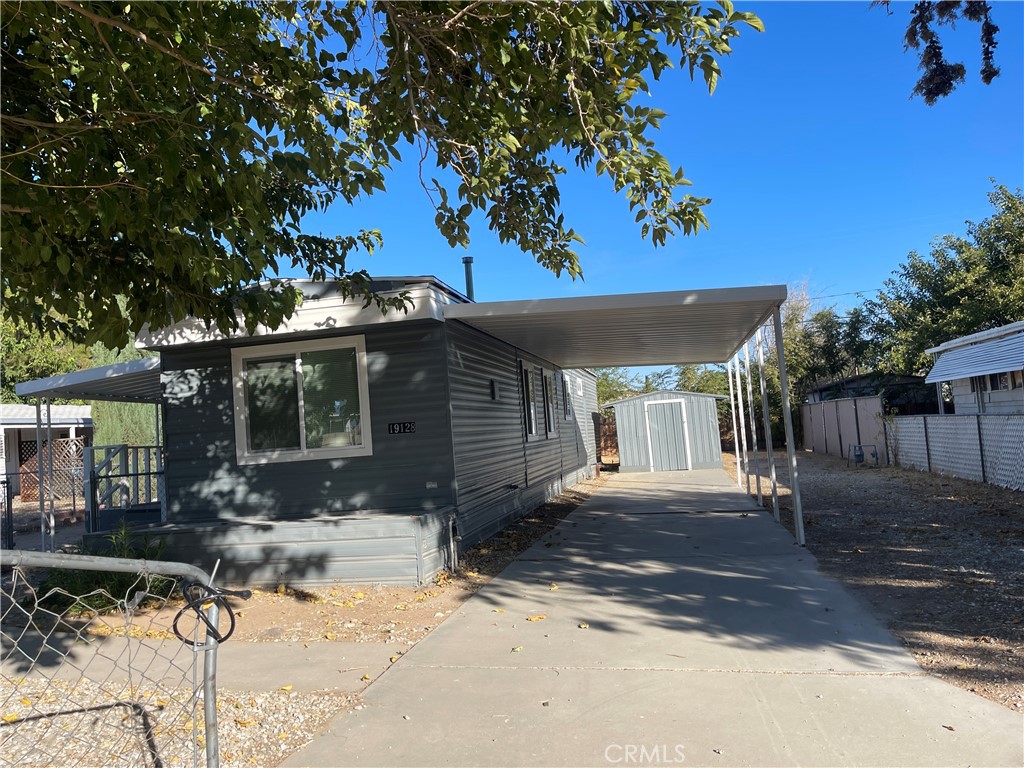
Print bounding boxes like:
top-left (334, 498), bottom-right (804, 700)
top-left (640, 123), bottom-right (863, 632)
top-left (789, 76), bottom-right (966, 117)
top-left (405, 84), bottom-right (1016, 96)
top-left (725, 449), bottom-right (1023, 711)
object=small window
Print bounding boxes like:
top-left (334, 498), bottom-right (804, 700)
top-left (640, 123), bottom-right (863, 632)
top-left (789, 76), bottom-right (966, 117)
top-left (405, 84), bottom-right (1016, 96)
top-left (989, 372), bottom-right (1011, 391)
top-left (521, 364), bottom-right (537, 437)
top-left (575, 377), bottom-right (584, 397)
top-left (542, 372), bottom-right (557, 437)
top-left (231, 336), bottom-right (372, 465)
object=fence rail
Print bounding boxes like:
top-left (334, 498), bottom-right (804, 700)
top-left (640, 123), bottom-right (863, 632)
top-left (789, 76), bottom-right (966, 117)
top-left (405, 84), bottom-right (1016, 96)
top-left (84, 445), bottom-right (164, 534)
top-left (887, 413), bottom-right (1024, 491)
top-left (1, 550), bottom-right (246, 767)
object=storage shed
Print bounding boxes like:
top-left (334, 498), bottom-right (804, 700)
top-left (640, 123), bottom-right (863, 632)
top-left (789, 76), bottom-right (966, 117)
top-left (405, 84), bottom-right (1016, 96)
top-left (604, 391), bottom-right (724, 472)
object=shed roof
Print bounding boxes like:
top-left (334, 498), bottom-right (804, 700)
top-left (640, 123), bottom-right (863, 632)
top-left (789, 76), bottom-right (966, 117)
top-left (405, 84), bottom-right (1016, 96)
top-left (0, 403), bottom-right (92, 426)
top-left (602, 390), bottom-right (728, 408)
top-left (925, 327), bottom-right (1024, 384)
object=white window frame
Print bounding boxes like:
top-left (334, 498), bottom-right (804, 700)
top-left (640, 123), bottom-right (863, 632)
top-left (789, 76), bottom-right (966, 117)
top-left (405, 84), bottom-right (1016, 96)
top-left (230, 335), bottom-right (373, 465)
top-left (542, 370), bottom-right (558, 438)
top-left (562, 372), bottom-right (573, 419)
top-left (521, 362), bottom-right (538, 439)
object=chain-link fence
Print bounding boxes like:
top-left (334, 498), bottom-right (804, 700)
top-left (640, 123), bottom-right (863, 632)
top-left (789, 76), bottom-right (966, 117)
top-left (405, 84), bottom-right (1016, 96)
top-left (1, 550), bottom-right (249, 767)
top-left (1, 479), bottom-right (13, 550)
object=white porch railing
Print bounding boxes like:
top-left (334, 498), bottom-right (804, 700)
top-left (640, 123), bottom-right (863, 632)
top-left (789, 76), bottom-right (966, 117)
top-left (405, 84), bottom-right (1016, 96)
top-left (83, 444), bottom-right (165, 532)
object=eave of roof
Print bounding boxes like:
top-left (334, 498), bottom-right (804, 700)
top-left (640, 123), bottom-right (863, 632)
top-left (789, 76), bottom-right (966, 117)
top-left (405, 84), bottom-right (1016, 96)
top-left (925, 331), bottom-right (1024, 384)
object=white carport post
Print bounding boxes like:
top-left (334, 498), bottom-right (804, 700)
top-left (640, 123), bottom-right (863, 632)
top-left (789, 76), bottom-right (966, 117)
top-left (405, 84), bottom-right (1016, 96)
top-left (34, 398), bottom-right (56, 552)
top-left (726, 358), bottom-right (742, 489)
top-left (35, 399), bottom-right (45, 550)
top-left (742, 341), bottom-right (763, 506)
top-left (772, 308), bottom-right (805, 545)
top-left (733, 356), bottom-right (750, 496)
top-left (46, 399), bottom-right (56, 551)
top-left (756, 327), bottom-right (780, 522)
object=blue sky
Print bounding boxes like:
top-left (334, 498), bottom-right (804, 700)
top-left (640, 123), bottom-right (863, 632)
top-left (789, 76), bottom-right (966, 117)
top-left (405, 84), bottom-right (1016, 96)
top-left (302, 1), bottom-right (1024, 314)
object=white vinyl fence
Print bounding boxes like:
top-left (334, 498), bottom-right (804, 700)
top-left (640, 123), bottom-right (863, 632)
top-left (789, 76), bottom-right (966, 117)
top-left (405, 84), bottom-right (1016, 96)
top-left (886, 414), bottom-right (1024, 491)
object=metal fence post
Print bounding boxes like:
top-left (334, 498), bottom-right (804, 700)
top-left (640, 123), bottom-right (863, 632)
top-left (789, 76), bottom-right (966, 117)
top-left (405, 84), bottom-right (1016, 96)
top-left (923, 415), bottom-right (931, 472)
top-left (976, 415), bottom-right (987, 483)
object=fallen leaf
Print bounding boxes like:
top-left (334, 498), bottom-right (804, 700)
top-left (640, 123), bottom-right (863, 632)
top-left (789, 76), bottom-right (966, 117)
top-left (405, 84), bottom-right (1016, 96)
top-left (578, 622), bottom-right (590, 629)
top-left (3, 714), bottom-right (18, 724)
top-left (549, 583), bottom-right (559, 590)
top-left (492, 608), bottom-right (505, 613)
top-left (526, 614), bottom-right (547, 622)
top-left (235, 719), bottom-right (255, 727)
top-left (511, 646), bottom-right (524, 653)
top-left (361, 674), bottom-right (372, 682)
top-left (390, 655), bottom-right (400, 663)
top-left (353, 592), bottom-right (365, 599)
top-left (279, 685), bottom-right (293, 692)
top-left (325, 632), bottom-right (336, 641)
top-left (394, 604), bottom-right (407, 611)
top-left (18, 698), bottom-right (30, 707)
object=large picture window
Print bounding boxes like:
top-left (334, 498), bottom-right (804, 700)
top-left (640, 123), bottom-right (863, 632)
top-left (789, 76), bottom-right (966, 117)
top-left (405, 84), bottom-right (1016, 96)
top-left (231, 336), bottom-right (372, 464)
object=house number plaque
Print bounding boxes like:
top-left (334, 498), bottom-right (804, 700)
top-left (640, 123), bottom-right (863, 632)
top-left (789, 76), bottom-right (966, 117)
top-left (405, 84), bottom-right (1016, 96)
top-left (388, 422), bottom-right (416, 434)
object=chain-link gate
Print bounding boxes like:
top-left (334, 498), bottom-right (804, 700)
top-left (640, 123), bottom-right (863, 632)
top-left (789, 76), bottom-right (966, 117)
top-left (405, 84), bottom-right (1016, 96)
top-left (1, 551), bottom-right (249, 767)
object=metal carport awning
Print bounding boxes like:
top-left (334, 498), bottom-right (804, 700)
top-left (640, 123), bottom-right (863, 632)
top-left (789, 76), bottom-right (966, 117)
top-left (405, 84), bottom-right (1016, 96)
top-left (444, 283), bottom-right (805, 545)
top-left (442, 285), bottom-right (786, 368)
top-left (14, 357), bottom-right (162, 403)
top-left (14, 357), bottom-right (163, 553)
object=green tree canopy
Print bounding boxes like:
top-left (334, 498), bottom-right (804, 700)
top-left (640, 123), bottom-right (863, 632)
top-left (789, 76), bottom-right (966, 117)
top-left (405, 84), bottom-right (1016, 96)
top-left (868, 184), bottom-right (1024, 374)
top-left (0, 315), bottom-right (88, 402)
top-left (2, 1), bottom-right (762, 347)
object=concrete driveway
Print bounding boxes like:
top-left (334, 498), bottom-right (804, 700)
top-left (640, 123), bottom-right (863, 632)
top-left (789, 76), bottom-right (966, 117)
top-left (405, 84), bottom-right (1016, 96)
top-left (285, 469), bottom-right (1023, 767)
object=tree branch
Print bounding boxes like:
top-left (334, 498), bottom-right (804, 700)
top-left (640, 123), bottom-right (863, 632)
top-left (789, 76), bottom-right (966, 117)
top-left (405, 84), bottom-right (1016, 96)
top-left (54, 0), bottom-right (270, 102)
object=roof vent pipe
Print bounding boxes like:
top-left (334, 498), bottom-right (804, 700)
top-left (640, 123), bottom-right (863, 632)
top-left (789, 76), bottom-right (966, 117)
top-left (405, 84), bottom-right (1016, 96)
top-left (462, 256), bottom-right (475, 301)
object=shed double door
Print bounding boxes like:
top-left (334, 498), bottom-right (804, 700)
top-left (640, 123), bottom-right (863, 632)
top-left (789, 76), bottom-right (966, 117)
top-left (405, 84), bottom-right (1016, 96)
top-left (645, 401), bottom-right (689, 471)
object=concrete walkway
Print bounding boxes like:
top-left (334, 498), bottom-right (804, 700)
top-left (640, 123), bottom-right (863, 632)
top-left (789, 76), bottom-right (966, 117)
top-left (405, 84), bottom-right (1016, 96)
top-left (284, 469), bottom-right (1024, 767)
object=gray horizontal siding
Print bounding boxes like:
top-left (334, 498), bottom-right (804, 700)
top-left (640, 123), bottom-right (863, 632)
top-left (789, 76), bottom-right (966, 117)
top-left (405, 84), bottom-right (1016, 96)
top-left (446, 322), bottom-right (528, 545)
top-left (446, 323), bottom-right (596, 548)
top-left (162, 321), bottom-right (455, 522)
top-left (106, 509), bottom-right (452, 586)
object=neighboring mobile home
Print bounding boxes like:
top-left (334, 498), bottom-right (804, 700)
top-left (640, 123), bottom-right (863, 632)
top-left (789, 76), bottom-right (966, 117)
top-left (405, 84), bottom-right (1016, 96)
top-left (925, 322), bottom-right (1024, 414)
top-left (0, 403), bottom-right (92, 497)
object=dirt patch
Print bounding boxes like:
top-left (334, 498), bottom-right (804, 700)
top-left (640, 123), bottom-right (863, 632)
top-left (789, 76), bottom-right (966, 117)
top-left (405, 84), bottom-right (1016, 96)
top-left (725, 449), bottom-right (1023, 711)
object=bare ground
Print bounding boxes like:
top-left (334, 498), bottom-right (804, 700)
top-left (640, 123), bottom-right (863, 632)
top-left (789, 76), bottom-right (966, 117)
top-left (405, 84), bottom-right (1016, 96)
top-left (724, 449), bottom-right (1024, 711)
